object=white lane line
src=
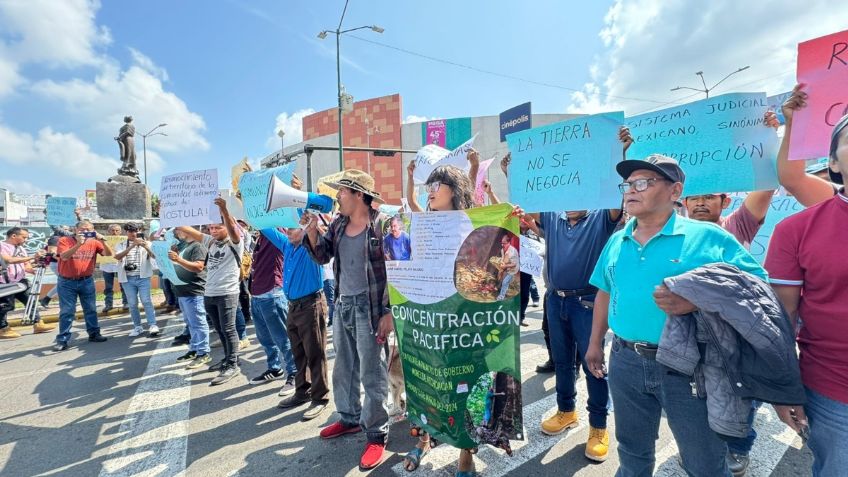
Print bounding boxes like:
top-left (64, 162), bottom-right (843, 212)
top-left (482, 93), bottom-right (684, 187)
top-left (654, 403), bottom-right (797, 476)
top-left (98, 319), bottom-right (191, 477)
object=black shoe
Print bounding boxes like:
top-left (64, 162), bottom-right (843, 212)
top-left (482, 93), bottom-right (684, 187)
top-left (536, 359), bottom-right (555, 373)
top-left (101, 306), bottom-right (113, 314)
top-left (278, 393), bottom-right (309, 409)
top-left (171, 335), bottom-right (190, 346)
top-left (727, 452), bottom-right (750, 477)
top-left (250, 369), bottom-right (285, 385)
top-left (177, 351), bottom-right (197, 362)
top-left (88, 334), bottom-right (108, 343)
top-left (53, 342), bottom-right (68, 352)
top-left (208, 359), bottom-right (227, 373)
top-left (210, 364), bottom-right (240, 386)
top-left (39, 297), bottom-right (51, 309)
top-left (520, 320), bottom-right (530, 327)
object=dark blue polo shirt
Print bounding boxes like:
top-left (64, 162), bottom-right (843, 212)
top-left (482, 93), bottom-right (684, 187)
top-left (539, 210), bottom-right (618, 291)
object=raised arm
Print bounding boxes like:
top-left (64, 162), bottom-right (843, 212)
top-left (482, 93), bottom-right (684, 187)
top-left (742, 189), bottom-right (775, 223)
top-left (215, 197), bottom-right (240, 244)
top-left (406, 160), bottom-right (423, 212)
top-left (175, 226), bottom-right (203, 243)
top-left (467, 148), bottom-right (480, 188)
top-left (776, 84), bottom-right (835, 207)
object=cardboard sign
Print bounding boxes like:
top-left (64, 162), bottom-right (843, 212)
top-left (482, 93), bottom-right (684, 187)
top-left (159, 169), bottom-right (221, 227)
top-left (238, 164), bottom-right (300, 229)
top-left (45, 197), bottom-right (78, 226)
top-left (790, 30), bottom-right (848, 160)
top-left (412, 135), bottom-right (477, 184)
top-left (96, 235), bottom-right (127, 264)
top-left (519, 235), bottom-right (543, 277)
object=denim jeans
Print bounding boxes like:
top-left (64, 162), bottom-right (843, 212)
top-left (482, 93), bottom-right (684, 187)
top-left (55, 276), bottom-right (100, 344)
top-left (333, 293), bottom-right (389, 443)
top-left (547, 292), bottom-right (608, 428)
top-left (102, 271), bottom-right (127, 308)
top-left (251, 289), bottom-right (296, 374)
top-left (236, 306), bottom-right (247, 340)
top-left (726, 401), bottom-right (760, 455)
top-left (205, 294), bottom-right (239, 365)
top-left (609, 337), bottom-right (731, 477)
top-left (497, 272), bottom-right (515, 300)
top-left (178, 295), bottom-right (210, 355)
top-left (323, 279), bottom-right (335, 325)
top-left (529, 277), bottom-right (540, 302)
top-left (122, 276), bottom-right (157, 328)
top-left (805, 386), bottom-right (848, 476)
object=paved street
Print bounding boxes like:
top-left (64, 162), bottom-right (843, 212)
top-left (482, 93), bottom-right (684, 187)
top-left (0, 306), bottom-right (812, 477)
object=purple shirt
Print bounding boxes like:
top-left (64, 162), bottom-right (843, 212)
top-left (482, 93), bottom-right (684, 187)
top-left (719, 203), bottom-right (763, 250)
top-left (249, 234), bottom-right (283, 295)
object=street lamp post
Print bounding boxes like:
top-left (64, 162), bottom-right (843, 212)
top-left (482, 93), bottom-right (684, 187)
top-left (319, 1), bottom-right (384, 172)
top-left (141, 123), bottom-right (168, 185)
top-left (670, 66), bottom-right (750, 99)
top-left (277, 128), bottom-right (285, 154)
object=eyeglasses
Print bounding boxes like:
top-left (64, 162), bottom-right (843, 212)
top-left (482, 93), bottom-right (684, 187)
top-left (425, 181), bottom-right (441, 193)
top-left (618, 178), bottom-right (669, 194)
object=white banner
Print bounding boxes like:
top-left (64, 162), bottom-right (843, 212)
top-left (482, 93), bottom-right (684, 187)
top-left (159, 169), bottom-right (221, 227)
top-left (412, 135), bottom-right (477, 184)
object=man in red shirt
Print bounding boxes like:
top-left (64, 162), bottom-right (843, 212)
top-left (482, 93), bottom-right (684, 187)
top-left (53, 220), bottom-right (114, 351)
top-left (765, 114), bottom-right (848, 476)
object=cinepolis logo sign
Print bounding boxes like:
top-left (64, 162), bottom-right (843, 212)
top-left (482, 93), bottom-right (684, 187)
top-left (501, 114), bottom-right (530, 131)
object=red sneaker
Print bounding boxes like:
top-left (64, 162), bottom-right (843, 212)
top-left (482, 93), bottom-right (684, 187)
top-left (359, 442), bottom-right (386, 470)
top-left (319, 421), bottom-right (361, 439)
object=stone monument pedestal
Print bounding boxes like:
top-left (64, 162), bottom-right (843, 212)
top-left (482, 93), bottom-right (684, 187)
top-left (96, 179), bottom-right (151, 220)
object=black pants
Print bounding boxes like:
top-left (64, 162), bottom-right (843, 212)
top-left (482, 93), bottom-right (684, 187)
top-left (519, 272), bottom-right (532, 322)
top-left (238, 280), bottom-right (251, 322)
top-left (529, 277), bottom-right (540, 302)
top-left (205, 294), bottom-right (240, 365)
top-left (0, 280), bottom-right (38, 328)
top-left (541, 292), bottom-right (552, 360)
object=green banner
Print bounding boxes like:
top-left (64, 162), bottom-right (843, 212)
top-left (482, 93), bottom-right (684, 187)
top-left (385, 203), bottom-right (523, 450)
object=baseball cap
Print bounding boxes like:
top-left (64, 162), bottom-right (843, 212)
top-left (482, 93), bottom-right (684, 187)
top-left (616, 155), bottom-right (686, 184)
top-left (123, 223), bottom-right (140, 232)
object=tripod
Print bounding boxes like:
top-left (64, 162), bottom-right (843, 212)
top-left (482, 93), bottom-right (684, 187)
top-left (22, 265), bottom-right (45, 326)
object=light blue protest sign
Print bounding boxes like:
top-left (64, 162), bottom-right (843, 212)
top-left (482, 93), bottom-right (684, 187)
top-left (151, 240), bottom-right (186, 285)
top-left (238, 164), bottom-right (300, 229)
top-left (378, 204), bottom-right (402, 216)
top-left (721, 194), bottom-right (804, 263)
top-left (505, 111), bottom-right (625, 212)
top-left (766, 91), bottom-right (792, 125)
top-left (626, 92), bottom-right (779, 196)
top-left (46, 197), bottom-right (78, 226)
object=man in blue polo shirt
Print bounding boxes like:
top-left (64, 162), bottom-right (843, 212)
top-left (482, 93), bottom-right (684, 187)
top-left (585, 155), bottom-right (766, 477)
top-left (262, 216), bottom-right (328, 422)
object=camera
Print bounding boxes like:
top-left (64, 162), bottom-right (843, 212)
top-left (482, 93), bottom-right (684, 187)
top-left (124, 263), bottom-right (138, 272)
top-left (82, 231), bottom-right (97, 238)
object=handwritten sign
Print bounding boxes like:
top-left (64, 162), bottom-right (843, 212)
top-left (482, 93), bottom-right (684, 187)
top-left (46, 197), bottom-right (78, 226)
top-left (790, 30), bottom-right (848, 160)
top-left (97, 235), bottom-right (127, 265)
top-left (151, 240), bottom-right (185, 285)
top-left (159, 169), bottom-right (221, 228)
top-left (627, 92), bottom-right (779, 196)
top-left (412, 135), bottom-right (477, 184)
top-left (519, 235), bottom-right (544, 277)
top-left (506, 112), bottom-right (624, 212)
top-left (238, 164), bottom-right (300, 229)
top-left (722, 194), bottom-right (804, 263)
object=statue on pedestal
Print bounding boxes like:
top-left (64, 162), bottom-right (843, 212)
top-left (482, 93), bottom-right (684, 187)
top-left (114, 115), bottom-right (140, 183)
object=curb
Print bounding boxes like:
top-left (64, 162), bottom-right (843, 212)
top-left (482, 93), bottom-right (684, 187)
top-left (8, 304), bottom-right (175, 329)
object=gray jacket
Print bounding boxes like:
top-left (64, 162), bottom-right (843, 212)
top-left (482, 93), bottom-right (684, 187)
top-left (657, 263), bottom-right (805, 438)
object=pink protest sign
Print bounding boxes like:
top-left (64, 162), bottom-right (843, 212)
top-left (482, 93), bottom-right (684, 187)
top-left (474, 157), bottom-right (495, 205)
top-left (790, 30), bottom-right (848, 160)
top-left (425, 120), bottom-right (446, 147)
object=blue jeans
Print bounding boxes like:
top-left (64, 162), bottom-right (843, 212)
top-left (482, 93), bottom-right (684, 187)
top-left (251, 289), bottom-right (296, 374)
top-left (727, 401), bottom-right (760, 455)
top-left (178, 295), bottom-right (210, 355)
top-left (102, 271), bottom-right (127, 308)
top-left (609, 338), bottom-right (731, 477)
top-left (547, 292), bottom-right (608, 428)
top-left (497, 272), bottom-right (515, 300)
top-left (236, 306), bottom-right (247, 340)
top-left (806, 386), bottom-right (848, 476)
top-left (122, 276), bottom-right (157, 328)
top-left (323, 279), bottom-right (335, 325)
top-left (55, 276), bottom-right (100, 344)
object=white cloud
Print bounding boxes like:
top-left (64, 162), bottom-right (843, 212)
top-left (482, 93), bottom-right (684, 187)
top-left (0, 55), bottom-right (22, 98)
top-left (403, 115), bottom-right (432, 124)
top-left (0, 179), bottom-right (55, 196)
top-left (266, 108), bottom-right (316, 149)
top-left (568, 0), bottom-right (848, 115)
top-left (0, 124), bottom-right (120, 179)
top-left (128, 47), bottom-right (168, 81)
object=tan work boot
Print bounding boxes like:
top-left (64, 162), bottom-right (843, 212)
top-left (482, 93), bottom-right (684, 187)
top-left (33, 321), bottom-right (56, 334)
top-left (541, 410), bottom-right (579, 435)
top-left (585, 426), bottom-right (609, 462)
top-left (0, 326), bottom-right (22, 339)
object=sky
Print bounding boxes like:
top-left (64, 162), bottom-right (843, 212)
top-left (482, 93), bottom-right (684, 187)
top-left (0, 0), bottom-right (846, 198)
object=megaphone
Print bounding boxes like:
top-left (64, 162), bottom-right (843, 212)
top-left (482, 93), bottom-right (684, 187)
top-left (265, 176), bottom-right (335, 214)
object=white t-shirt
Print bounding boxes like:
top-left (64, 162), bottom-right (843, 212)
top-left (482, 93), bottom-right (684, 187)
top-left (202, 235), bottom-right (244, 297)
top-left (322, 259), bottom-right (334, 281)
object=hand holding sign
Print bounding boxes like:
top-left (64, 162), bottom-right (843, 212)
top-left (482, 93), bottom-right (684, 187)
top-left (412, 135), bottom-right (478, 184)
top-left (159, 169), bottom-right (220, 227)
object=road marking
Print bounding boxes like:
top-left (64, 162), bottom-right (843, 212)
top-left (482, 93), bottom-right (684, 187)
top-left (98, 319), bottom-right (191, 477)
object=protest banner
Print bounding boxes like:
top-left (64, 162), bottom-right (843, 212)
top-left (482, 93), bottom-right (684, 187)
top-left (519, 236), bottom-right (543, 277)
top-left (387, 203), bottom-right (523, 449)
top-left (627, 92), bottom-right (779, 196)
top-left (790, 29), bottom-right (848, 159)
top-left (97, 235), bottom-right (127, 265)
top-left (159, 169), bottom-right (221, 228)
top-left (474, 157), bottom-right (495, 205)
top-left (425, 120), bottom-right (447, 147)
top-left (412, 135), bottom-right (477, 184)
top-left (238, 164), bottom-right (300, 229)
top-left (499, 102), bottom-right (532, 142)
top-left (506, 112), bottom-right (624, 212)
top-left (151, 240), bottom-right (185, 285)
top-left (46, 197), bottom-right (78, 226)
top-left (231, 157), bottom-right (251, 194)
top-left (722, 194), bottom-right (804, 263)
